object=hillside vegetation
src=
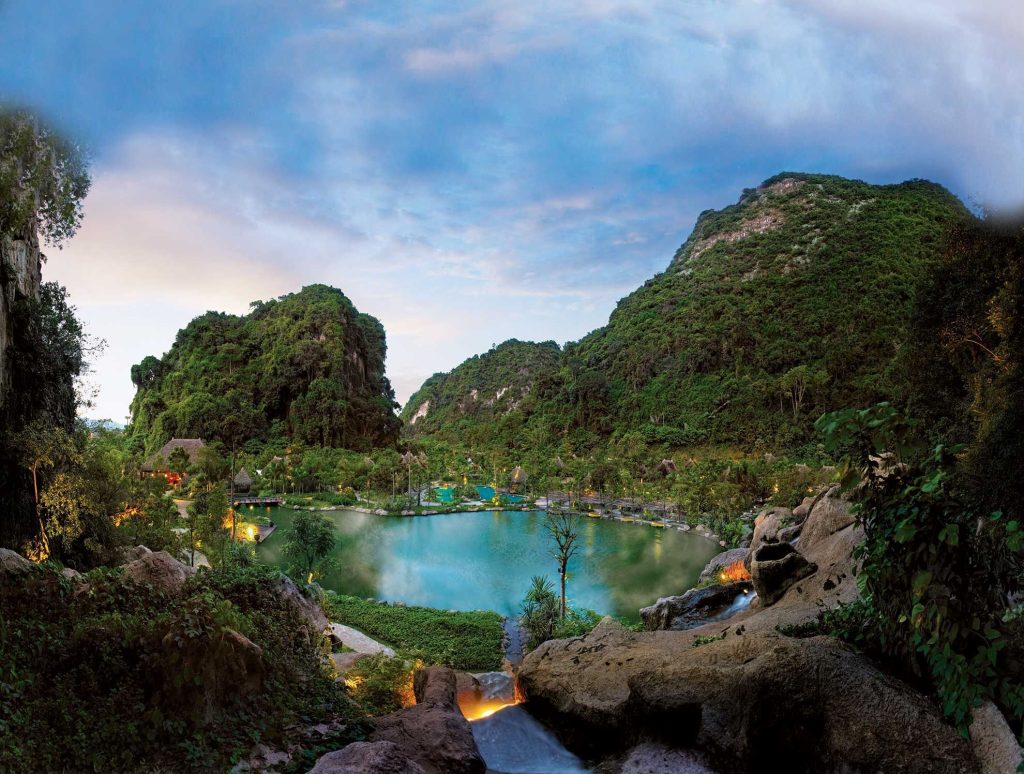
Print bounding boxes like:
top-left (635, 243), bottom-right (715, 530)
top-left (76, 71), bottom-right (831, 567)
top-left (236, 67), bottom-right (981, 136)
top-left (401, 339), bottom-right (560, 443)
top-left (128, 285), bottom-right (401, 455)
top-left (404, 173), bottom-right (970, 456)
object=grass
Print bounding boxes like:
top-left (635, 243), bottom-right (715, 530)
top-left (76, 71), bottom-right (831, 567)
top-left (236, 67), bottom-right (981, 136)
top-left (322, 592), bottom-right (505, 671)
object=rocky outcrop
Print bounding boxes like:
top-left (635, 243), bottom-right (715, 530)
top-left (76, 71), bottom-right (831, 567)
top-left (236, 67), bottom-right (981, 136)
top-left (122, 550), bottom-right (195, 594)
top-left (367, 666), bottom-right (485, 774)
top-left (800, 492), bottom-right (855, 550)
top-left (641, 582), bottom-right (752, 631)
top-left (697, 548), bottom-right (749, 584)
top-left (749, 541), bottom-right (816, 606)
top-left (519, 619), bottom-right (977, 772)
top-left (309, 741), bottom-right (427, 774)
top-left (161, 627), bottom-right (265, 724)
top-left (969, 700), bottom-right (1024, 774)
top-left (0, 547), bottom-right (34, 578)
top-left (271, 575), bottom-right (328, 633)
top-left (0, 226), bottom-right (41, 412)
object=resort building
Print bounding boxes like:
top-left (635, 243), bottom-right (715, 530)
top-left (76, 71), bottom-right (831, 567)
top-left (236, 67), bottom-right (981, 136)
top-left (140, 438), bottom-right (207, 486)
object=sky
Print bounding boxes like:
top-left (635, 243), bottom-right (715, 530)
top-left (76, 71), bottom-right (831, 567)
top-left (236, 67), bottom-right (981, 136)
top-left (1, 0), bottom-right (1022, 423)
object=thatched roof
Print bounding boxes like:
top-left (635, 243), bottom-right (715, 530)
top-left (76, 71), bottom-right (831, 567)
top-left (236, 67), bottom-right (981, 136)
top-left (657, 458), bottom-right (678, 474)
top-left (509, 466), bottom-right (528, 484)
top-left (233, 467), bottom-right (253, 487)
top-left (142, 438), bottom-right (206, 471)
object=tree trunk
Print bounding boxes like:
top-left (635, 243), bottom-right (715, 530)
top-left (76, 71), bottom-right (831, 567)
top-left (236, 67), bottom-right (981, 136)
top-left (31, 465), bottom-right (50, 556)
top-left (559, 566), bottom-right (567, 620)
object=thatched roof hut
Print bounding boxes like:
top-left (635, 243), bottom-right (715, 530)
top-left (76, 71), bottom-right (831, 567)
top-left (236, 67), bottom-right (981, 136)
top-left (509, 466), bottom-right (529, 485)
top-left (233, 467), bottom-right (253, 491)
top-left (141, 438), bottom-right (206, 472)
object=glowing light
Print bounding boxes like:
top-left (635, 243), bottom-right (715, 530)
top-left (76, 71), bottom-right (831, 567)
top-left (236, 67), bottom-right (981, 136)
top-left (718, 560), bottom-right (752, 583)
top-left (246, 526), bottom-right (256, 541)
top-left (460, 698), bottom-right (520, 721)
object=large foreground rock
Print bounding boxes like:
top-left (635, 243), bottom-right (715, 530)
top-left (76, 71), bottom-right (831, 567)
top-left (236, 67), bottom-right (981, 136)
top-left (749, 541), bottom-right (816, 606)
top-left (0, 547), bottom-right (33, 578)
top-left (519, 619), bottom-right (977, 772)
top-left (309, 741), bottom-right (426, 774)
top-left (800, 491), bottom-right (855, 550)
top-left (368, 666), bottom-right (485, 774)
top-left (641, 582), bottom-right (751, 631)
top-left (122, 550), bottom-right (195, 593)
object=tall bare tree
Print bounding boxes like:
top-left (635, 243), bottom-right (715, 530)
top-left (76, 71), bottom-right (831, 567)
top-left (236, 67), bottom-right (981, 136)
top-left (545, 510), bottom-right (580, 619)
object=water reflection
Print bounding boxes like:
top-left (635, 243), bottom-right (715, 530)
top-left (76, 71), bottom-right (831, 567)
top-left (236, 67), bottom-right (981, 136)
top-left (257, 509), bottom-right (719, 621)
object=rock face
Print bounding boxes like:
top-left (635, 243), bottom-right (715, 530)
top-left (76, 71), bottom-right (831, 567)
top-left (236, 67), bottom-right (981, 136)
top-left (969, 700), bottom-right (1024, 774)
top-left (309, 741), bottom-right (427, 774)
top-left (367, 666), bottom-right (485, 774)
top-left (641, 582), bottom-right (752, 631)
top-left (697, 548), bottom-right (749, 584)
top-left (0, 227), bottom-right (41, 413)
top-left (800, 492), bottom-right (856, 550)
top-left (271, 576), bottom-right (328, 633)
top-left (519, 620), bottom-right (977, 772)
top-left (122, 550), bottom-right (195, 594)
top-left (161, 627), bottom-right (265, 723)
top-left (749, 541), bottom-right (816, 606)
top-left (0, 547), bottom-right (33, 578)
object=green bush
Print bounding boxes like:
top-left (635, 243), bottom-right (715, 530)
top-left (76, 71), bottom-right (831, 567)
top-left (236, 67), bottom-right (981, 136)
top-left (0, 563), bottom-right (362, 772)
top-left (344, 652), bottom-right (420, 716)
top-left (322, 593), bottom-right (504, 671)
top-left (817, 403), bottom-right (1024, 733)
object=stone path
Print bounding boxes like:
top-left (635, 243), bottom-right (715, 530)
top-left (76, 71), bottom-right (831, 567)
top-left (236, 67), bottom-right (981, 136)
top-left (328, 622), bottom-right (395, 657)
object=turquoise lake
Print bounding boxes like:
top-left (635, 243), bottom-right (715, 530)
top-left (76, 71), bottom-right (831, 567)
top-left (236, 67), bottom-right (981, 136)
top-left (255, 508), bottom-right (720, 621)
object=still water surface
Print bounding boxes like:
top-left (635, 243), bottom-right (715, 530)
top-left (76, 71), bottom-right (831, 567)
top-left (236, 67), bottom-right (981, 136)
top-left (255, 508), bottom-right (719, 621)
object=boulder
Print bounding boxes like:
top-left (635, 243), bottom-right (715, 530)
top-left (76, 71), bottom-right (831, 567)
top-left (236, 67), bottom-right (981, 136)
top-left (746, 507), bottom-right (789, 563)
top-left (330, 651), bottom-right (368, 678)
top-left (370, 666), bottom-right (485, 774)
top-left (697, 548), bottom-right (749, 584)
top-left (749, 542), bottom-right (816, 606)
top-left (800, 494), bottom-right (855, 550)
top-left (0, 547), bottom-right (33, 578)
top-left (270, 575), bottom-right (328, 633)
top-left (117, 544), bottom-right (152, 564)
top-left (792, 496), bottom-right (815, 520)
top-left (969, 700), bottom-right (1024, 774)
top-left (60, 567), bottom-right (83, 580)
top-left (641, 582), bottom-right (751, 631)
top-left (122, 550), bottom-right (195, 594)
top-left (777, 523), bottom-right (802, 543)
top-left (620, 742), bottom-right (716, 773)
top-left (309, 741), bottom-right (426, 774)
top-left (161, 627), bottom-right (265, 723)
top-left (518, 621), bottom-right (977, 772)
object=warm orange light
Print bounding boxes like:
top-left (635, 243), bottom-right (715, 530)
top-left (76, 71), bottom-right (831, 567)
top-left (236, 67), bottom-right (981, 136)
top-left (460, 698), bottom-right (519, 721)
top-left (718, 560), bottom-right (752, 583)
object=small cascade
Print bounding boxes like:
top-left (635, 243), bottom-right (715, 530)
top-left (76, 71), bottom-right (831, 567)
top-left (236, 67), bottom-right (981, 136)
top-left (707, 589), bottom-right (757, 623)
top-left (471, 705), bottom-right (590, 774)
top-left (503, 617), bottom-right (527, 665)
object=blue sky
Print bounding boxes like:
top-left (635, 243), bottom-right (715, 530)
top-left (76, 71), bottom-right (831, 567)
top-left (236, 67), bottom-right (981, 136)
top-left (1, 0), bottom-right (1022, 422)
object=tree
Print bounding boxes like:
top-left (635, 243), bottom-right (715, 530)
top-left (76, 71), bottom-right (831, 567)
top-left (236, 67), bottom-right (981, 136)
top-left (13, 420), bottom-right (76, 556)
top-left (0, 108), bottom-right (90, 246)
top-left (545, 510), bottom-right (581, 619)
top-left (187, 484), bottom-right (229, 568)
top-left (168, 446), bottom-right (190, 481)
top-left (284, 511), bottom-right (336, 584)
top-left (520, 575), bottom-right (559, 649)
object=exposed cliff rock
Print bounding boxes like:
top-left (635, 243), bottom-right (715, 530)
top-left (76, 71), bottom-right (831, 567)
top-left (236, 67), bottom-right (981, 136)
top-left (0, 225), bottom-right (41, 411)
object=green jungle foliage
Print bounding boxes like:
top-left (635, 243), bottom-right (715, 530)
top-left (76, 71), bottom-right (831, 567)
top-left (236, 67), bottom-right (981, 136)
top-left (322, 592), bottom-right (505, 671)
top-left (0, 563), bottom-right (362, 773)
top-left (401, 338), bottom-right (561, 440)
top-left (343, 651), bottom-right (420, 716)
top-left (0, 110), bottom-right (92, 549)
top-left (818, 403), bottom-right (1024, 735)
top-left (402, 174), bottom-right (970, 457)
top-left (519, 575), bottom-right (602, 650)
top-left (128, 284), bottom-right (401, 455)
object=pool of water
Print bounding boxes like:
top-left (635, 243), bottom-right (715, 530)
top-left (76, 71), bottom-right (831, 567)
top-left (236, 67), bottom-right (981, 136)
top-left (254, 508), bottom-right (719, 620)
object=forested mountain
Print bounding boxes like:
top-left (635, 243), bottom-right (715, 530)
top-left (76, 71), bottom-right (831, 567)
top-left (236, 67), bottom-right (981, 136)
top-left (403, 173), bottom-right (971, 453)
top-left (128, 285), bottom-right (401, 454)
top-left (401, 339), bottom-right (560, 443)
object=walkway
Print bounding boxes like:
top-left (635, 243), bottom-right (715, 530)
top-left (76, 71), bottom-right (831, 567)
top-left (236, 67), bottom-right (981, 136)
top-left (327, 622), bottom-right (395, 657)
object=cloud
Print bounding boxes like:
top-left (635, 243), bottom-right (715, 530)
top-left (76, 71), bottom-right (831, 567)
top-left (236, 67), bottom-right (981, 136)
top-left (8, 0), bottom-right (1024, 420)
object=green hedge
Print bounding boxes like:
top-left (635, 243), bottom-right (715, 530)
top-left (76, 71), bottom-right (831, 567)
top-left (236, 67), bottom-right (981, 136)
top-left (322, 593), bottom-right (504, 671)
